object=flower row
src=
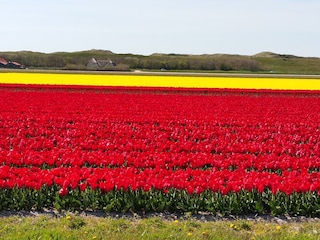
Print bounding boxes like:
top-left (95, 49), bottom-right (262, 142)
top-left (1, 166), bottom-right (320, 196)
top-left (1, 87), bottom-right (320, 173)
top-left (1, 86), bottom-right (320, 197)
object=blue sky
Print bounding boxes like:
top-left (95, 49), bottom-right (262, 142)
top-left (1, 0), bottom-right (320, 57)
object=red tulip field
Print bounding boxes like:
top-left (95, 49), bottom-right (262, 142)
top-left (1, 84), bottom-right (320, 216)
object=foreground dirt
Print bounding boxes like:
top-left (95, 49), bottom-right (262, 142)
top-left (1, 210), bottom-right (320, 224)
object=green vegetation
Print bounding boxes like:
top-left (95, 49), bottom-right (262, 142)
top-left (2, 187), bottom-right (320, 217)
top-left (1, 214), bottom-right (320, 239)
top-left (1, 50), bottom-right (320, 74)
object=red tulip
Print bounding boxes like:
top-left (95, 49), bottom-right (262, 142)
top-left (59, 187), bottom-right (68, 197)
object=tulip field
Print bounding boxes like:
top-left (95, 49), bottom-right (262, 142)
top-left (1, 73), bottom-right (320, 216)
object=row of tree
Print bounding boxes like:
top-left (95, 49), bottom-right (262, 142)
top-left (0, 51), bottom-right (262, 72)
top-left (1, 50), bottom-right (320, 74)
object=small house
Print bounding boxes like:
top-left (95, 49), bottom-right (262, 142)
top-left (0, 57), bottom-right (25, 69)
top-left (86, 57), bottom-right (116, 70)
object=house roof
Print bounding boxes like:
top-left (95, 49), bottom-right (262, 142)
top-left (88, 57), bottom-right (97, 64)
top-left (0, 57), bottom-right (8, 65)
top-left (97, 59), bottom-right (113, 67)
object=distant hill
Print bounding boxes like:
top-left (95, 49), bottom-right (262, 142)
top-left (253, 51), bottom-right (303, 59)
top-left (0, 50), bottom-right (320, 74)
top-left (253, 52), bottom-right (281, 58)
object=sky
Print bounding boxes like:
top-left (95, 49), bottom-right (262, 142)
top-left (1, 0), bottom-right (320, 57)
